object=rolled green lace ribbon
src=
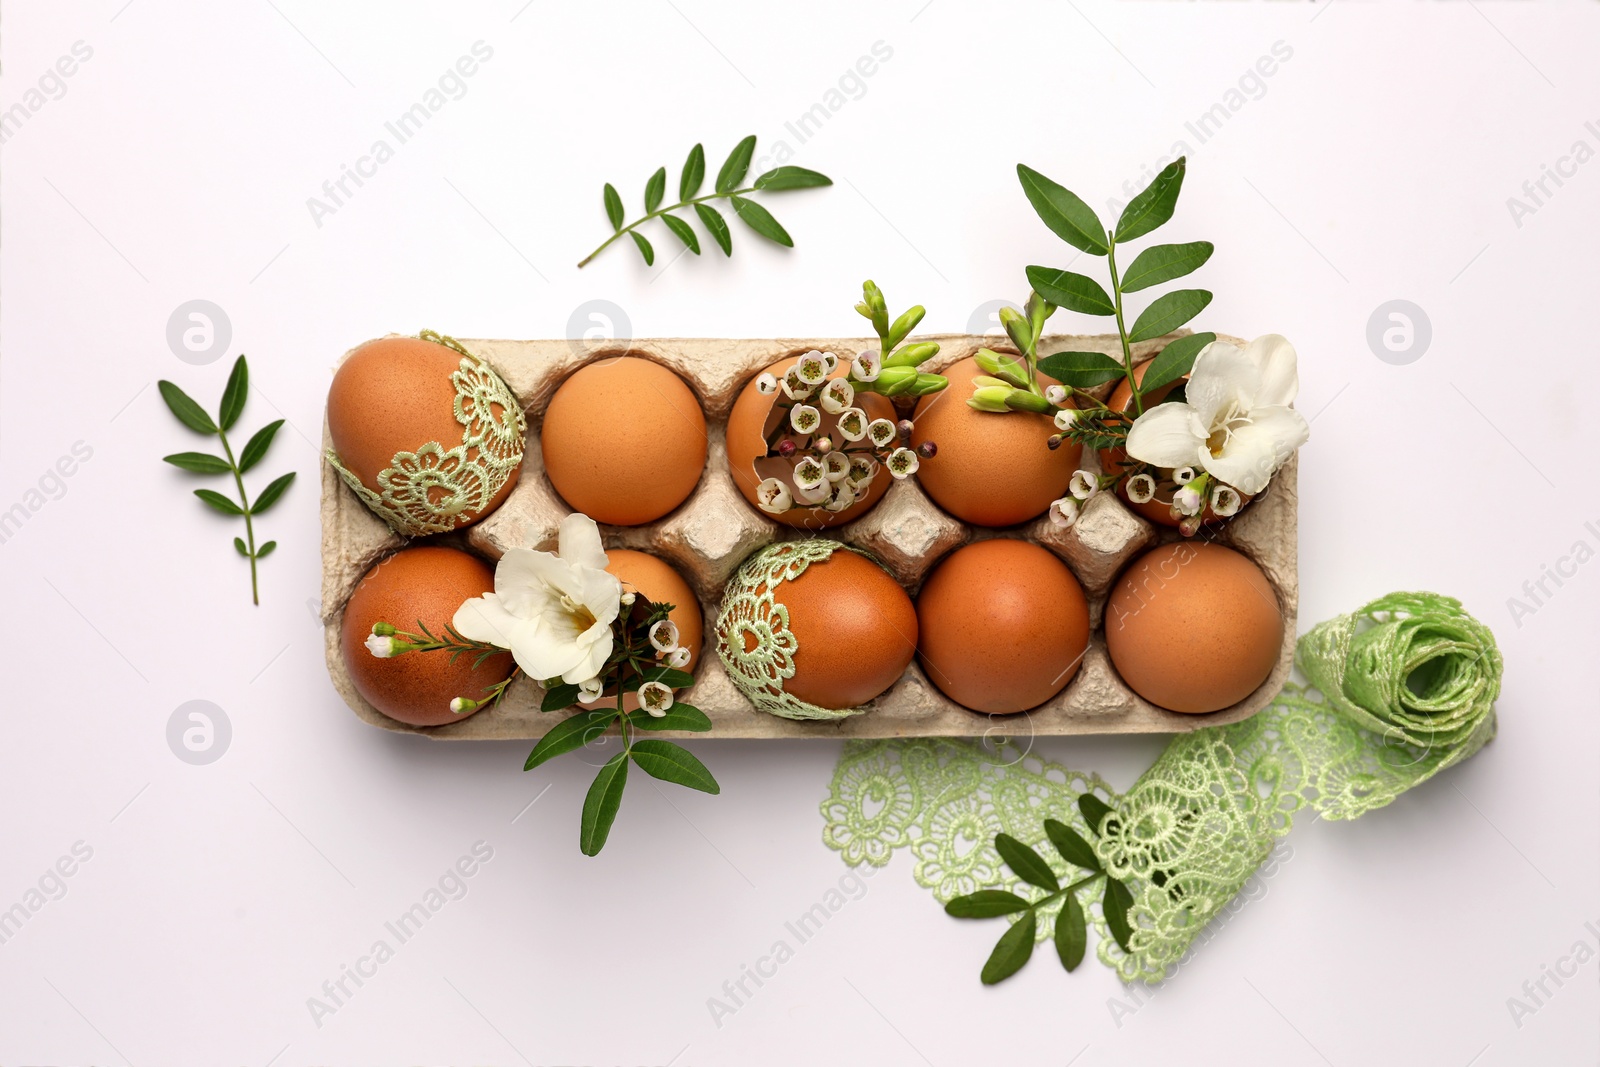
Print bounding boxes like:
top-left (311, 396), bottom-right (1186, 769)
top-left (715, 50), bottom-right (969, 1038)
top-left (820, 591), bottom-right (1502, 983)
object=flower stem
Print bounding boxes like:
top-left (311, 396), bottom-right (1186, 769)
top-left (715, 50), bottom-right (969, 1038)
top-left (1105, 238), bottom-right (1143, 417)
top-left (576, 186), bottom-right (759, 267)
top-left (216, 427), bottom-right (258, 606)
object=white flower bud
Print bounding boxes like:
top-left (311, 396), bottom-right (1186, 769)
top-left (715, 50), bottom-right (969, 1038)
top-left (835, 407), bottom-right (868, 442)
top-left (620, 591), bottom-right (637, 606)
top-left (886, 447), bottom-right (920, 479)
top-left (755, 372), bottom-right (779, 395)
top-left (867, 418), bottom-right (898, 448)
top-left (820, 378), bottom-right (855, 415)
top-left (450, 696), bottom-right (479, 714)
top-left (823, 451), bottom-right (852, 483)
top-left (1054, 407), bottom-right (1079, 432)
top-left (365, 634), bottom-right (397, 658)
top-left (649, 619), bottom-right (680, 654)
top-left (1125, 473), bottom-right (1157, 504)
top-left (790, 404), bottom-right (822, 434)
top-left (1210, 484), bottom-right (1242, 517)
top-left (579, 677), bottom-right (605, 701)
top-left (667, 646), bottom-right (692, 669)
top-left (793, 455), bottom-right (827, 491)
top-left (1069, 469), bottom-right (1098, 501)
top-left (852, 349), bottom-right (882, 382)
top-left (1049, 497), bottom-right (1080, 527)
top-left (1046, 385), bottom-right (1069, 406)
top-left (1174, 485), bottom-right (1203, 516)
top-left (755, 477), bottom-right (793, 514)
top-left (638, 681), bottom-right (674, 717)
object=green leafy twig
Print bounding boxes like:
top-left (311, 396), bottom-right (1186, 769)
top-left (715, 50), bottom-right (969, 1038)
top-left (945, 794), bottom-right (1134, 985)
top-left (160, 356), bottom-right (295, 605)
top-left (578, 135), bottom-right (831, 268)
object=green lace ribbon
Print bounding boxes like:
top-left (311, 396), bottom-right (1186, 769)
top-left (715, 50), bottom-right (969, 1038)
top-left (820, 591), bottom-right (1501, 983)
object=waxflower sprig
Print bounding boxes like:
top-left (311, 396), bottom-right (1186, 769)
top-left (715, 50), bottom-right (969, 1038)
top-left (578, 135), bottom-right (831, 268)
top-left (160, 355), bottom-right (296, 605)
top-left (750, 281), bottom-right (947, 517)
top-left (944, 795), bottom-right (1135, 985)
top-left (364, 620), bottom-right (523, 713)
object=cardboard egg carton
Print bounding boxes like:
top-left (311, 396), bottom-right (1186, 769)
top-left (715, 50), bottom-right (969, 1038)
top-left (321, 332), bottom-right (1298, 740)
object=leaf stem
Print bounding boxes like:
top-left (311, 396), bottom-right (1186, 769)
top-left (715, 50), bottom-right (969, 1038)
top-left (1105, 238), bottom-right (1143, 417)
top-left (217, 427), bottom-right (258, 606)
top-left (577, 186), bottom-right (759, 267)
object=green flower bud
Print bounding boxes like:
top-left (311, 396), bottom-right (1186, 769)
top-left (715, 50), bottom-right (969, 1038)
top-left (998, 306), bottom-right (1033, 355)
top-left (1004, 388), bottom-right (1052, 414)
top-left (1024, 290), bottom-right (1055, 340)
top-left (968, 385), bottom-right (1012, 412)
top-left (974, 348), bottom-right (1030, 389)
top-left (371, 621), bottom-right (397, 637)
top-left (884, 341), bottom-right (940, 368)
top-left (862, 280), bottom-right (889, 336)
top-left (909, 373), bottom-right (948, 397)
top-left (885, 305), bottom-right (926, 350)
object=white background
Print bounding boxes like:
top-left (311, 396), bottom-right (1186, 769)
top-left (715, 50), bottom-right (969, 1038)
top-left (3, 1), bottom-right (1597, 1064)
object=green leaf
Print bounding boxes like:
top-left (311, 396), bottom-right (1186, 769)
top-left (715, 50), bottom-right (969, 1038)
top-left (995, 833), bottom-right (1059, 892)
top-left (1140, 332), bottom-right (1216, 394)
top-left (695, 203), bottom-right (732, 256)
top-left (715, 135), bottom-right (757, 193)
top-left (1128, 289), bottom-right (1213, 343)
top-left (1078, 794), bottom-right (1114, 836)
top-left (1036, 351), bottom-right (1126, 388)
top-left (1025, 266), bottom-right (1115, 316)
top-left (525, 709), bottom-right (618, 771)
top-left (1103, 878), bottom-right (1135, 953)
top-left (1044, 819), bottom-right (1102, 872)
top-left (603, 183), bottom-right (623, 231)
top-left (661, 214), bottom-right (701, 254)
top-left (233, 537), bottom-right (249, 556)
top-left (1056, 892), bottom-right (1087, 972)
top-left (159, 380), bottom-right (217, 434)
top-left (250, 471), bottom-right (295, 515)
top-left (629, 739), bottom-right (719, 794)
top-left (580, 752), bottom-right (629, 856)
top-left (194, 488), bottom-right (243, 515)
top-left (1115, 156), bottom-right (1186, 243)
top-left (644, 166), bottom-right (666, 213)
top-left (981, 910), bottom-right (1037, 985)
top-left (218, 356), bottom-right (249, 431)
top-left (163, 451), bottom-right (232, 474)
top-left (729, 196), bottom-right (792, 247)
top-left (238, 419), bottom-right (284, 473)
top-left (753, 166), bottom-right (832, 191)
top-left (1120, 241), bottom-right (1214, 293)
top-left (945, 890), bottom-right (1032, 918)
top-left (629, 702), bottom-right (712, 732)
top-left (630, 231), bottom-right (655, 266)
top-left (541, 682), bottom-right (582, 712)
top-left (679, 143), bottom-right (705, 201)
top-left (256, 540), bottom-right (276, 558)
top-left (1016, 164), bottom-right (1108, 256)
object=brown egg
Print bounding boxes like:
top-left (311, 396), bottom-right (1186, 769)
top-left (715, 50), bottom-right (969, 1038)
top-left (327, 335), bottom-right (524, 535)
top-left (726, 355), bottom-right (896, 530)
top-left (772, 547), bottom-right (917, 710)
top-left (581, 549), bottom-right (703, 711)
top-left (1100, 359), bottom-right (1248, 527)
top-left (541, 357), bottom-right (706, 526)
top-left (1105, 543), bottom-right (1282, 714)
top-left (340, 546), bottom-right (514, 727)
top-left (911, 356), bottom-right (1081, 527)
top-left (915, 539), bottom-right (1090, 714)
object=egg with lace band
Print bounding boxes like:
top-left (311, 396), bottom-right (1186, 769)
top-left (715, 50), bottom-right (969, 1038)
top-left (340, 546), bottom-right (514, 727)
top-left (541, 356), bottom-right (707, 526)
top-left (326, 332), bottom-right (526, 537)
top-left (1105, 542), bottom-right (1282, 714)
top-left (715, 541), bottom-right (917, 719)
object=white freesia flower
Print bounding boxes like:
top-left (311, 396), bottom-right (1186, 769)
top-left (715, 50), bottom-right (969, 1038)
top-left (452, 512), bottom-right (622, 686)
top-left (1125, 335), bottom-right (1310, 495)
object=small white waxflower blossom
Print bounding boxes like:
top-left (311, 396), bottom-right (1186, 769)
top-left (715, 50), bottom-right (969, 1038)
top-left (823, 451), bottom-right (852, 482)
top-left (824, 480), bottom-right (857, 512)
top-left (755, 372), bottom-right (779, 395)
top-left (847, 455), bottom-right (878, 488)
top-left (638, 681), bottom-right (674, 717)
top-left (755, 477), bottom-right (793, 514)
top-left (820, 378), bottom-right (855, 414)
top-left (1125, 473), bottom-right (1157, 504)
top-left (820, 351), bottom-right (839, 373)
top-left (867, 418), bottom-right (898, 448)
top-left (782, 368), bottom-right (813, 400)
top-left (790, 404), bottom-right (821, 434)
top-left (365, 634), bottom-right (398, 658)
top-left (795, 351), bottom-right (830, 386)
top-left (1049, 497), bottom-right (1080, 528)
top-left (1210, 484), bottom-right (1242, 517)
top-left (852, 349), bottom-right (882, 382)
top-left (667, 646), bottom-right (692, 669)
top-left (793, 455), bottom-right (827, 492)
top-left (450, 696), bottom-right (479, 714)
top-left (1054, 408), bottom-right (1079, 432)
top-left (1069, 469), bottom-right (1098, 501)
top-left (1173, 466), bottom-right (1197, 485)
top-left (649, 619), bottom-right (680, 654)
top-left (1046, 384), bottom-right (1069, 406)
top-left (620, 591), bottom-right (637, 607)
top-left (794, 478), bottom-right (832, 505)
top-left (835, 407), bottom-right (868, 442)
top-left (1173, 485), bottom-right (1203, 516)
top-left (579, 677), bottom-right (605, 701)
top-left (886, 447), bottom-right (920, 479)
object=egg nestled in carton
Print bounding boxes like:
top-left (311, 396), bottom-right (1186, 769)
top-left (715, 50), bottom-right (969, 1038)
top-left (326, 332), bottom-right (526, 536)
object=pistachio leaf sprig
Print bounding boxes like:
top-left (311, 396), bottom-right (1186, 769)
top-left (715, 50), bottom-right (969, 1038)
top-left (944, 795), bottom-right (1135, 985)
top-left (578, 135), bottom-right (831, 268)
top-left (160, 355), bottom-right (295, 606)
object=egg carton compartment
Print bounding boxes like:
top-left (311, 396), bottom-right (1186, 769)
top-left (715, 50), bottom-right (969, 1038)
top-left (320, 333), bottom-right (1298, 740)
